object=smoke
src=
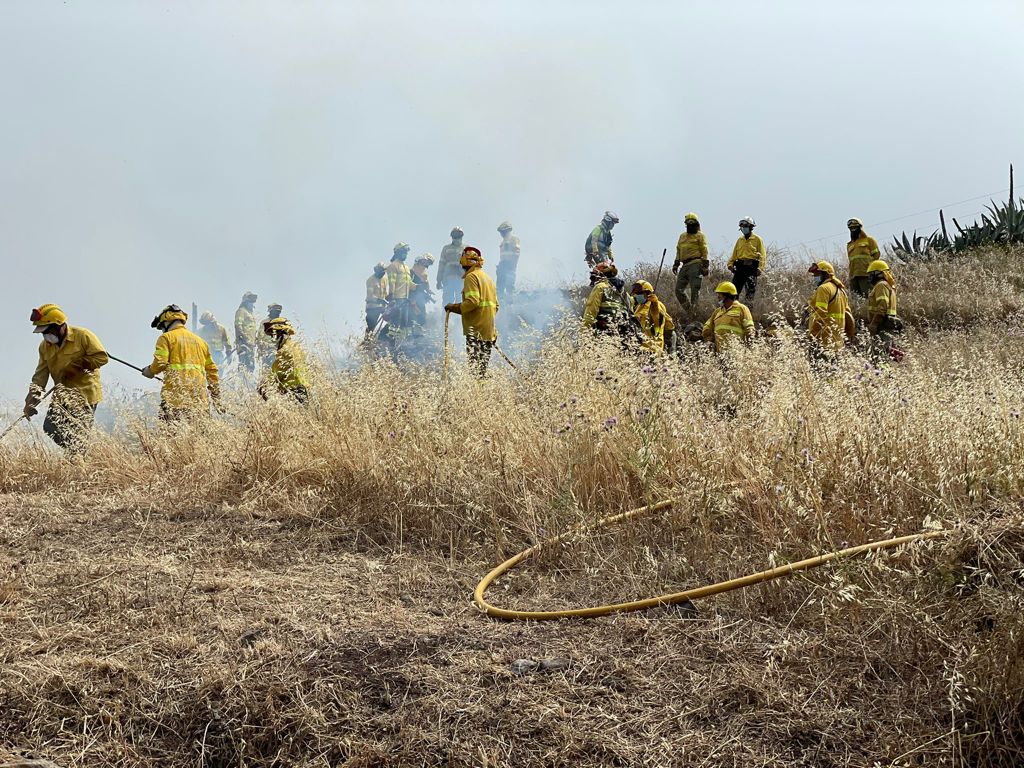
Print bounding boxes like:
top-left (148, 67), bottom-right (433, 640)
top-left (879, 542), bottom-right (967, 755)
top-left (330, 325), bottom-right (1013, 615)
top-left (1, 1), bottom-right (1021, 407)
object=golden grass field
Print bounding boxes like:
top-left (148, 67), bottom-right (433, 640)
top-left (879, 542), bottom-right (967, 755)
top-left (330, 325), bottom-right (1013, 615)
top-left (1, 248), bottom-right (1023, 767)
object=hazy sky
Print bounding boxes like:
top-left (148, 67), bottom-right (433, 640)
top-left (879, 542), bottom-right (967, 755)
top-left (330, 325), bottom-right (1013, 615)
top-left (1, 0), bottom-right (1022, 401)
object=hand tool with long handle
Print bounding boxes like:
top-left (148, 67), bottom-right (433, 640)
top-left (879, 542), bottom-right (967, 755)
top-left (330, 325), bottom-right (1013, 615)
top-left (653, 247), bottom-right (668, 294)
top-left (0, 386), bottom-right (55, 444)
top-left (108, 354), bottom-right (162, 381)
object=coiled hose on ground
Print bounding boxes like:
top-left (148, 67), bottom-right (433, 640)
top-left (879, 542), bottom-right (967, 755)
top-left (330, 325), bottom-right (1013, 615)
top-left (474, 499), bottom-right (947, 621)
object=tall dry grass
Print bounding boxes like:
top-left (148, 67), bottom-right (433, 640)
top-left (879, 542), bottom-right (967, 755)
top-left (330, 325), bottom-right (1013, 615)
top-left (1, 247), bottom-right (1023, 766)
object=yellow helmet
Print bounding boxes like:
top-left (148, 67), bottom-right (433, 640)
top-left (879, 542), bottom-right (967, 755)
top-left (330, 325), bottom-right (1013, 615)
top-left (459, 246), bottom-right (484, 269)
top-left (715, 281), bottom-right (738, 296)
top-left (867, 259), bottom-right (889, 274)
top-left (30, 303), bottom-right (67, 331)
top-left (263, 317), bottom-right (296, 336)
top-left (808, 260), bottom-right (835, 277)
top-left (631, 280), bottom-right (654, 294)
top-left (683, 212), bottom-right (699, 224)
top-left (151, 304), bottom-right (188, 330)
top-left (847, 217), bottom-right (864, 229)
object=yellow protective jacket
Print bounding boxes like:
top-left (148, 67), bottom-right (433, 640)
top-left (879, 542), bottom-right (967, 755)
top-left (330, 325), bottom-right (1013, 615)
top-left (234, 304), bottom-right (258, 352)
top-left (847, 233), bottom-right (881, 279)
top-left (808, 278), bottom-right (849, 350)
top-left (702, 301), bottom-right (755, 351)
top-left (727, 233), bottom-right (766, 270)
top-left (867, 279), bottom-right (897, 332)
top-left (271, 337), bottom-right (310, 391)
top-left (634, 295), bottom-right (675, 352)
top-left (499, 234), bottom-right (521, 265)
top-left (449, 266), bottom-right (499, 341)
top-left (150, 326), bottom-right (220, 409)
top-left (583, 279), bottom-right (626, 328)
top-left (437, 242), bottom-right (464, 283)
top-left (386, 261), bottom-right (412, 300)
top-left (198, 321), bottom-right (232, 356)
top-left (28, 326), bottom-right (109, 408)
top-left (365, 273), bottom-right (389, 307)
top-left (675, 231), bottom-right (709, 266)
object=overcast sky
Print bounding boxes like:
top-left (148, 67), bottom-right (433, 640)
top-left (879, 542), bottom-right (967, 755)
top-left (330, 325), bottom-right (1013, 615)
top-left (1, 0), bottom-right (1022, 401)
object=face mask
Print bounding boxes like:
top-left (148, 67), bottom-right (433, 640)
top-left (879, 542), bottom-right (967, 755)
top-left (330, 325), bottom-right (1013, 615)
top-left (634, 294), bottom-right (647, 304)
top-left (43, 333), bottom-right (60, 345)
top-left (686, 224), bottom-right (698, 234)
top-left (740, 227), bottom-right (751, 236)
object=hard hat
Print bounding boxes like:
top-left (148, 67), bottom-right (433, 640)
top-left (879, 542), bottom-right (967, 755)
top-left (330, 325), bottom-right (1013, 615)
top-left (867, 259), bottom-right (890, 274)
top-left (267, 302), bottom-right (282, 312)
top-left (30, 303), bottom-right (67, 331)
top-left (416, 252), bottom-right (435, 266)
top-left (242, 291), bottom-right (258, 302)
top-left (738, 217), bottom-right (756, 228)
top-left (393, 242), bottom-right (410, 255)
top-left (459, 246), bottom-right (484, 269)
top-left (631, 280), bottom-right (654, 294)
top-left (263, 317), bottom-right (296, 336)
top-left (497, 221), bottom-right (513, 232)
top-left (808, 260), bottom-right (835, 277)
top-left (715, 281), bottom-right (738, 296)
top-left (450, 227), bottom-right (464, 238)
top-left (374, 261), bottom-right (387, 271)
top-left (590, 261), bottom-right (618, 278)
top-left (602, 211), bottom-right (620, 223)
top-left (684, 212), bottom-right (700, 224)
top-left (847, 217), bottom-right (864, 229)
top-left (151, 304), bottom-right (188, 329)
top-left (200, 311), bottom-right (215, 324)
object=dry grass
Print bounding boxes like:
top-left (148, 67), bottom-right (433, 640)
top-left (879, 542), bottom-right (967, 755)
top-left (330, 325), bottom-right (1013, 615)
top-left (1, 248), bottom-right (1023, 767)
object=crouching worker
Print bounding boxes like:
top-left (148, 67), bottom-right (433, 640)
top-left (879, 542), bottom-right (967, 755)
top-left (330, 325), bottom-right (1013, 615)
top-left (702, 282), bottom-right (755, 352)
top-left (143, 304), bottom-right (220, 421)
top-left (630, 280), bottom-right (675, 354)
top-left (259, 317), bottom-right (310, 404)
top-left (25, 304), bottom-right (109, 454)
top-left (444, 246), bottom-right (499, 377)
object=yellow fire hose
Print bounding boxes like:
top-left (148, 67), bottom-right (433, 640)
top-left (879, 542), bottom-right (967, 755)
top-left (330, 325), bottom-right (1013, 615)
top-left (474, 499), bottom-right (948, 620)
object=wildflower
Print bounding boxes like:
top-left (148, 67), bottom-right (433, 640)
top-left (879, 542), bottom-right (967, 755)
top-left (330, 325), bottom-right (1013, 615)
top-left (483, 436), bottom-right (492, 444)
top-left (387, 431), bottom-right (396, 439)
top-left (558, 402), bottom-right (567, 410)
top-left (595, 368), bottom-right (605, 380)
top-left (642, 365), bottom-right (655, 376)
top-left (1012, 409), bottom-right (1021, 419)
top-left (603, 417), bottom-right (619, 430)
top-left (559, 422), bottom-right (572, 433)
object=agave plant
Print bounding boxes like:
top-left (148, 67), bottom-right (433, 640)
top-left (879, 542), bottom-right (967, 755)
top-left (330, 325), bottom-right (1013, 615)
top-left (891, 229), bottom-right (950, 259)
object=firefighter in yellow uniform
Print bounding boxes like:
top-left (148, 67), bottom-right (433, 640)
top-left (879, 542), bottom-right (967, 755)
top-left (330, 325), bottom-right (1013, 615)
top-left (444, 246), bottom-right (499, 376)
top-left (630, 280), bottom-right (675, 353)
top-left (365, 262), bottom-right (389, 333)
top-left (496, 221), bottom-right (520, 300)
top-left (198, 312), bottom-right (233, 367)
top-left (257, 303), bottom-right (283, 369)
top-left (806, 261), bottom-right (850, 352)
top-left (234, 291), bottom-right (259, 373)
top-left (260, 317), bottom-right (310, 404)
top-left (702, 282), bottom-right (755, 352)
top-left (436, 227), bottom-right (466, 307)
top-left (143, 304), bottom-right (220, 420)
top-left (866, 259), bottom-right (900, 359)
top-left (582, 261), bottom-right (629, 335)
top-left (727, 217), bottom-right (765, 299)
top-left (672, 212), bottom-right (709, 308)
top-left (846, 217), bottom-right (881, 298)
top-left (24, 303), bottom-right (109, 454)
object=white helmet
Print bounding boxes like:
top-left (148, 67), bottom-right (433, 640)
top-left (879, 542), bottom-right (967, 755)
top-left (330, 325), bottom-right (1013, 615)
top-left (738, 216), bottom-right (756, 228)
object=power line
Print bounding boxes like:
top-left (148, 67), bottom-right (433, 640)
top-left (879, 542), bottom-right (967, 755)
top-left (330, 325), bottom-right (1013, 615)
top-left (785, 188), bottom-right (1011, 250)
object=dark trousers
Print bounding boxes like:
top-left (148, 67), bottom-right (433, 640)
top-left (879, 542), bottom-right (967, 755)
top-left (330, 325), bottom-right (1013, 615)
top-left (44, 401), bottom-right (97, 455)
top-left (467, 337), bottom-right (494, 377)
top-left (850, 276), bottom-right (871, 298)
top-left (365, 307), bottom-right (383, 332)
top-left (237, 345), bottom-right (255, 373)
top-left (496, 261), bottom-right (517, 299)
top-left (732, 260), bottom-right (759, 299)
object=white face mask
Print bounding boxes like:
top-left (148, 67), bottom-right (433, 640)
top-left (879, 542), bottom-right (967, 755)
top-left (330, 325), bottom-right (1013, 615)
top-left (43, 333), bottom-right (60, 345)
